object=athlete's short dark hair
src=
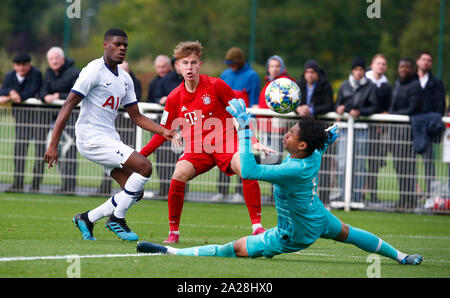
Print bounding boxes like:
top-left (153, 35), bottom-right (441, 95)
top-left (399, 58), bottom-right (414, 67)
top-left (296, 117), bottom-right (328, 156)
top-left (104, 28), bottom-right (128, 41)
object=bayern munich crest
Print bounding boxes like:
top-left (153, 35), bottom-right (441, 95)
top-left (202, 94), bottom-right (211, 105)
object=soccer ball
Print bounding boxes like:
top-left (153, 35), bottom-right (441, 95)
top-left (265, 78), bottom-right (300, 114)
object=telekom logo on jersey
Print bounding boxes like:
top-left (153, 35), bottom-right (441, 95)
top-left (166, 109), bottom-right (252, 154)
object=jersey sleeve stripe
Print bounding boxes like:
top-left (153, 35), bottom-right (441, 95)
top-left (70, 89), bottom-right (85, 98)
top-left (123, 101), bottom-right (138, 108)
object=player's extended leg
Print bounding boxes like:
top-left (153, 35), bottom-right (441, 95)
top-left (322, 211), bottom-right (423, 265)
top-left (74, 152), bottom-right (151, 241)
top-left (230, 152), bottom-right (265, 235)
top-left (137, 236), bottom-right (250, 258)
top-left (163, 160), bottom-right (196, 243)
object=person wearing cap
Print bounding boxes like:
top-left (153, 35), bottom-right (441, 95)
top-left (0, 53), bottom-right (43, 192)
top-left (215, 47), bottom-right (261, 203)
top-left (296, 59), bottom-right (335, 205)
top-left (335, 57), bottom-right (379, 203)
top-left (0, 53), bottom-right (42, 104)
top-left (220, 47), bottom-right (260, 108)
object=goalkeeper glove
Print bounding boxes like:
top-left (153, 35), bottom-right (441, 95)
top-left (226, 98), bottom-right (252, 129)
top-left (325, 124), bottom-right (339, 144)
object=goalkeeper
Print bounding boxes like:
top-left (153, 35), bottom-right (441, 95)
top-left (137, 99), bottom-right (423, 265)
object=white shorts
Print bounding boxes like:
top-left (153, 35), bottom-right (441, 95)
top-left (76, 139), bottom-right (135, 175)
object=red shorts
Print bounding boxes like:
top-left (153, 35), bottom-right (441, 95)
top-left (178, 151), bottom-right (237, 176)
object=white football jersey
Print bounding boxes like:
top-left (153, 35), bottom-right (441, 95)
top-left (71, 57), bottom-right (138, 144)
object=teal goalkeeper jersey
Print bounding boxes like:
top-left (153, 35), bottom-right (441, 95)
top-left (240, 138), bottom-right (329, 246)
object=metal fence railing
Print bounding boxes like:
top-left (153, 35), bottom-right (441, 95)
top-left (1, 99), bottom-right (449, 215)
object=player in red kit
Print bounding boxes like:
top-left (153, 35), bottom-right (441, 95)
top-left (140, 41), bottom-right (274, 243)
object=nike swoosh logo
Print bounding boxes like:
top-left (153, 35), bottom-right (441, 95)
top-left (106, 82), bottom-right (112, 86)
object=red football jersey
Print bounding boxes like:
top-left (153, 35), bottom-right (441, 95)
top-left (159, 74), bottom-right (238, 154)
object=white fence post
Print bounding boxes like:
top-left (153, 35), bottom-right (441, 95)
top-left (135, 103), bottom-right (144, 152)
top-left (344, 115), bottom-right (355, 212)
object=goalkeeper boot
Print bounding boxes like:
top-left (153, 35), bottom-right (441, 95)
top-left (73, 212), bottom-right (96, 240)
top-left (400, 254), bottom-right (423, 265)
top-left (136, 241), bottom-right (168, 254)
top-left (105, 214), bottom-right (139, 241)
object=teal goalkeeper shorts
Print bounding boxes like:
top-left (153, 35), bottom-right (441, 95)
top-left (246, 209), bottom-right (343, 258)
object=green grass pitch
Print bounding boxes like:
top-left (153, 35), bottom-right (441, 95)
top-left (0, 192), bottom-right (449, 278)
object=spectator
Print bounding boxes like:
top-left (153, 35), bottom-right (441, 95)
top-left (220, 47), bottom-right (260, 108)
top-left (40, 47), bottom-right (80, 103)
top-left (416, 51), bottom-right (446, 197)
top-left (387, 58), bottom-right (423, 209)
top-left (147, 56), bottom-right (184, 198)
top-left (95, 60), bottom-right (142, 195)
top-left (336, 57), bottom-right (378, 202)
top-left (296, 60), bottom-right (334, 117)
top-left (0, 53), bottom-right (43, 192)
top-left (296, 59), bottom-right (334, 204)
top-left (365, 54), bottom-right (392, 203)
top-left (160, 57), bottom-right (183, 98)
top-left (147, 55), bottom-right (172, 104)
top-left (120, 60), bottom-right (142, 100)
top-left (40, 47), bottom-right (80, 194)
top-left (215, 47), bottom-right (261, 202)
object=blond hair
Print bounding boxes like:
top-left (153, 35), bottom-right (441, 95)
top-left (371, 53), bottom-right (387, 64)
top-left (173, 41), bottom-right (203, 60)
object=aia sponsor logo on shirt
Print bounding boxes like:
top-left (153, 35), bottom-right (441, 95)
top-left (102, 96), bottom-right (121, 110)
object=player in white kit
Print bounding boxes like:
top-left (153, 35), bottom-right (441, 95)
top-left (44, 28), bottom-right (178, 241)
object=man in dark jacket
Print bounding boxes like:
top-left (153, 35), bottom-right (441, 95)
top-left (143, 56), bottom-right (183, 198)
top-left (336, 58), bottom-right (379, 117)
top-left (147, 55), bottom-right (172, 104)
top-left (295, 60), bottom-right (334, 204)
top-left (40, 47), bottom-right (80, 194)
top-left (336, 57), bottom-right (379, 203)
top-left (119, 60), bottom-right (142, 100)
top-left (40, 47), bottom-right (79, 103)
top-left (387, 58), bottom-right (423, 209)
top-left (296, 60), bottom-right (334, 117)
top-left (416, 52), bottom-right (446, 197)
top-left (0, 53), bottom-right (43, 192)
top-left (161, 57), bottom-right (183, 96)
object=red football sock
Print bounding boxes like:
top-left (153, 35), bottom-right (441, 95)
top-left (241, 179), bottom-right (262, 225)
top-left (167, 179), bottom-right (186, 232)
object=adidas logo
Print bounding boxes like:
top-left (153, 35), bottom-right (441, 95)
top-left (181, 106), bottom-right (188, 112)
